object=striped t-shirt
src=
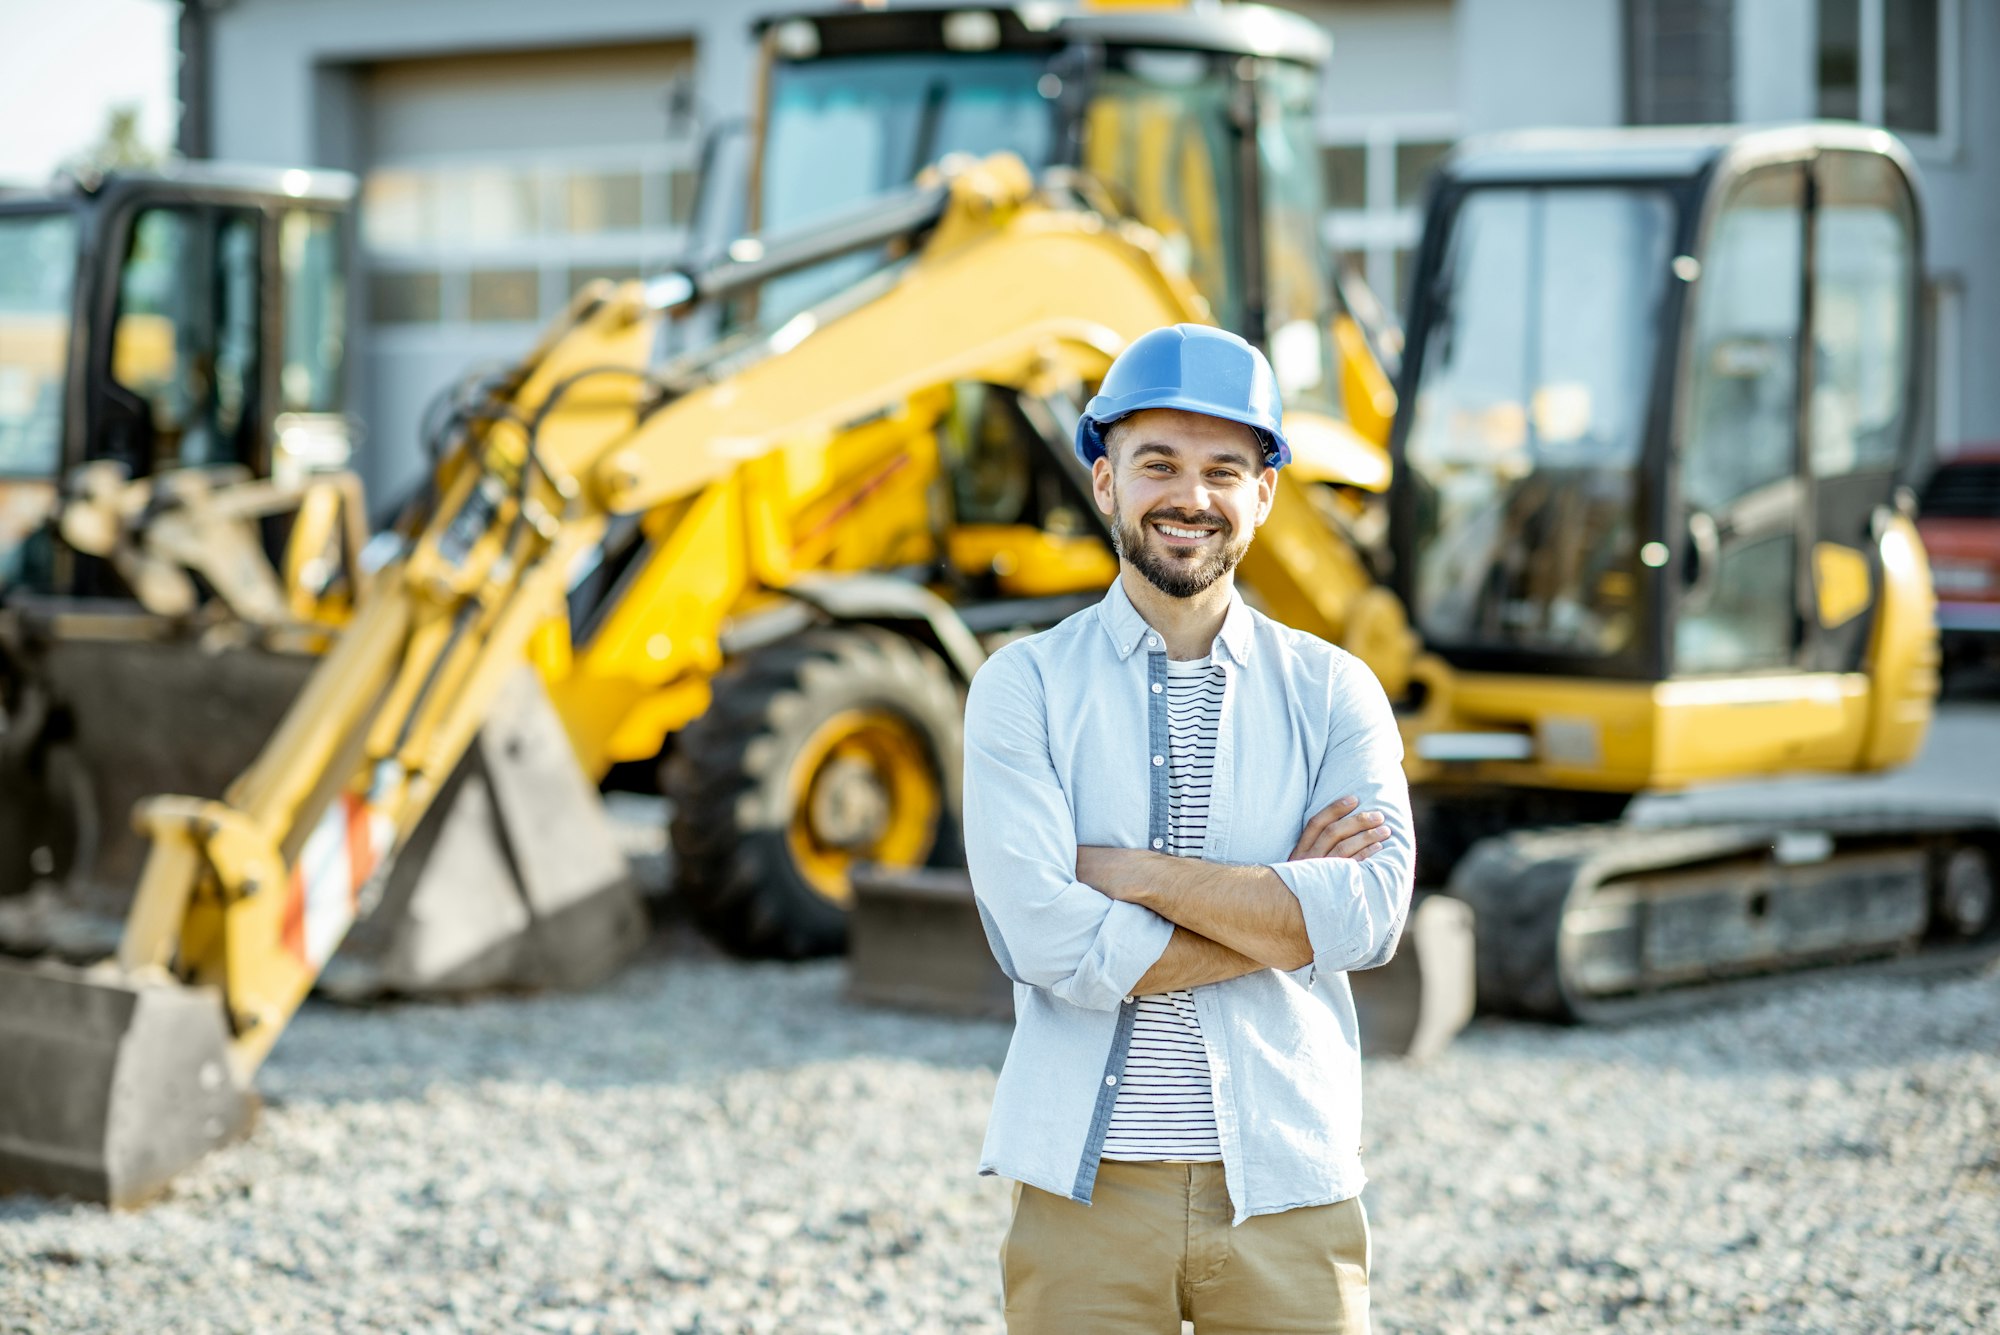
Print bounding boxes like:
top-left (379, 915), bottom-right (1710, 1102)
top-left (1102, 653), bottom-right (1226, 1162)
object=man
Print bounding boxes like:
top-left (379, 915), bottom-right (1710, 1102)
top-left (963, 324), bottom-right (1414, 1332)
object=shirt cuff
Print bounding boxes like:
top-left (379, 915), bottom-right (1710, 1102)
top-left (1267, 859), bottom-right (1346, 985)
top-left (1079, 899), bottom-right (1175, 1009)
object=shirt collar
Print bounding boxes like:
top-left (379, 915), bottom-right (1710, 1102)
top-left (1095, 575), bottom-right (1255, 666)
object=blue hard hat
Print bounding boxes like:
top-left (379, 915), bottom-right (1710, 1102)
top-left (1074, 324), bottom-right (1290, 469)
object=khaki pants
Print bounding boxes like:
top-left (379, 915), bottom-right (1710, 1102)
top-left (1000, 1160), bottom-right (1370, 1333)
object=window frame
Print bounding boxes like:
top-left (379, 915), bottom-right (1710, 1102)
top-left (1818, 0), bottom-right (1961, 162)
top-left (1317, 114), bottom-right (1458, 319)
top-left (357, 141), bottom-right (701, 341)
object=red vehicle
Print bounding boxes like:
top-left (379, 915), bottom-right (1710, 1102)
top-left (1918, 445), bottom-right (2000, 675)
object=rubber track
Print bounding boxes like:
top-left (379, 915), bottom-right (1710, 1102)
top-left (1449, 798), bottom-right (2000, 1024)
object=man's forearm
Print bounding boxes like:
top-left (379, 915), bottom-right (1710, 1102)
top-left (1132, 926), bottom-right (1266, 994)
top-left (1083, 849), bottom-right (1314, 971)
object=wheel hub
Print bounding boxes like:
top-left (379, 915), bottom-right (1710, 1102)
top-left (785, 708), bottom-right (942, 907)
top-left (808, 755), bottom-right (892, 848)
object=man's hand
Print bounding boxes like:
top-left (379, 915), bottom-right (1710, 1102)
top-left (1289, 795), bottom-right (1389, 862)
top-left (1071, 795), bottom-right (1391, 978)
top-left (1075, 795), bottom-right (1386, 898)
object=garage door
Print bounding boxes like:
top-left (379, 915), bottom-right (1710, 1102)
top-left (355, 40), bottom-right (698, 507)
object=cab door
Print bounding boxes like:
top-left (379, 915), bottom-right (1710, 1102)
top-left (1664, 158), bottom-right (1864, 776)
top-left (1664, 145), bottom-right (1922, 776)
top-left (92, 202), bottom-right (266, 481)
top-left (1672, 163), bottom-right (1811, 683)
top-left (1800, 150), bottom-right (1921, 674)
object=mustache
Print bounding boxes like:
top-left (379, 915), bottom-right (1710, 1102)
top-left (1142, 506), bottom-right (1231, 534)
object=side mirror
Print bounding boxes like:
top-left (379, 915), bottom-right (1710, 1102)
top-left (1682, 509), bottom-right (1720, 611)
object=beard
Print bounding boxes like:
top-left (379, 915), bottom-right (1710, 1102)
top-left (1110, 492), bottom-right (1253, 599)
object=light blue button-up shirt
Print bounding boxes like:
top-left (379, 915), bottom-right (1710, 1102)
top-left (964, 578), bottom-right (1414, 1224)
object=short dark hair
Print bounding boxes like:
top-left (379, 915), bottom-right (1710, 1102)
top-left (1101, 413), bottom-right (1269, 470)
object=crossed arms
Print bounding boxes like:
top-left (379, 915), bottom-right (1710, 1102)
top-left (962, 648), bottom-right (1415, 1012)
top-left (1075, 796), bottom-right (1387, 993)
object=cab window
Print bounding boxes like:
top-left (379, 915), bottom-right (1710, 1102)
top-left (0, 210), bottom-right (80, 476)
top-left (108, 206), bottom-right (263, 473)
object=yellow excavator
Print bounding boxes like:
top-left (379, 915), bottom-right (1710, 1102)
top-left (2, 2), bottom-right (1993, 1208)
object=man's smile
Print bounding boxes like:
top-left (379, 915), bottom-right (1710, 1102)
top-left (1148, 516), bottom-right (1225, 547)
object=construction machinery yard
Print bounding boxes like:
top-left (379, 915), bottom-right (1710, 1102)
top-left (2, 3), bottom-right (1997, 1329)
top-left (5, 4), bottom-right (1995, 1210)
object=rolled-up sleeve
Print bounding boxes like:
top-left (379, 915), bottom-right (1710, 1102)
top-left (1267, 655), bottom-right (1415, 977)
top-left (963, 648), bottom-right (1174, 1011)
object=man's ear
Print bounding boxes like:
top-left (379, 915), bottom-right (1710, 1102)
top-left (1252, 461), bottom-right (1278, 527)
top-left (1092, 455), bottom-right (1116, 518)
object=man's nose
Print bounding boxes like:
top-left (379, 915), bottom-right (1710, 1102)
top-left (1166, 475), bottom-right (1215, 512)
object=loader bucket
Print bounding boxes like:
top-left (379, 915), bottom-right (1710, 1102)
top-left (847, 864), bottom-right (1014, 1019)
top-left (0, 622), bottom-right (315, 904)
top-left (0, 960), bottom-right (252, 1207)
top-left (1347, 893), bottom-right (1477, 1060)
top-left (321, 666), bottom-right (648, 998)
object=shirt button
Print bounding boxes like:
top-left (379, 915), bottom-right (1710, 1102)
top-left (1151, 682), bottom-right (1163, 694)
top-left (1123, 995), bottom-right (1134, 1005)
top-left (1152, 754), bottom-right (1164, 766)
top-left (1151, 837), bottom-right (1163, 849)
top-left (1147, 636), bottom-right (1159, 648)
top-left (1105, 1075), bottom-right (1118, 1086)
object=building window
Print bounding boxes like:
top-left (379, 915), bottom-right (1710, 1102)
top-left (1393, 141), bottom-right (1452, 208)
top-left (1817, 0), bottom-right (1957, 152)
top-left (1625, 0), bottom-right (1736, 125)
top-left (563, 171), bottom-right (645, 234)
top-left (368, 270), bottom-right (442, 325)
top-left (467, 268), bottom-right (540, 323)
top-left (360, 145), bottom-right (697, 331)
top-left (1320, 123), bottom-right (1455, 317)
top-left (1321, 144), bottom-right (1367, 210)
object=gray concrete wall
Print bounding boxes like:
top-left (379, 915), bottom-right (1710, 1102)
top-left (205, 0), bottom-right (783, 172)
top-left (1454, 0), bottom-right (1623, 131)
top-left (1733, 0), bottom-right (1816, 121)
top-left (1915, 0), bottom-right (2000, 453)
top-left (1291, 0), bottom-right (1457, 124)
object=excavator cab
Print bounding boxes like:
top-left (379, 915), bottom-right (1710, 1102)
top-left (0, 169), bottom-right (363, 915)
top-left (1393, 126), bottom-right (1932, 794)
top-left (0, 167), bottom-right (357, 597)
top-left (1388, 126), bottom-right (1991, 1021)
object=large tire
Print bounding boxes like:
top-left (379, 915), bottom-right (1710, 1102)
top-left (664, 627), bottom-right (964, 958)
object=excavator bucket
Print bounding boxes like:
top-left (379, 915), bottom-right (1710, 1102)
top-left (0, 668), bottom-right (642, 1206)
top-left (321, 666), bottom-right (648, 998)
top-left (0, 962), bottom-right (252, 1206)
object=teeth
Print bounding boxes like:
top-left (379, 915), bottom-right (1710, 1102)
top-left (1156, 524), bottom-right (1214, 539)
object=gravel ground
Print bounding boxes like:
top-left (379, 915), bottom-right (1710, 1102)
top-left (2, 926), bottom-right (1994, 1335)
